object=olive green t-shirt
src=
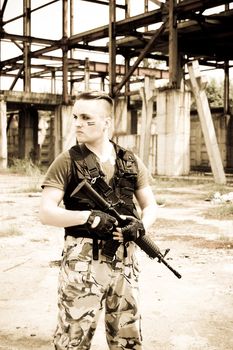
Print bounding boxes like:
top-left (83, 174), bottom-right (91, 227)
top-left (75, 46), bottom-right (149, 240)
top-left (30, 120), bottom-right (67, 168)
top-left (42, 149), bottom-right (150, 192)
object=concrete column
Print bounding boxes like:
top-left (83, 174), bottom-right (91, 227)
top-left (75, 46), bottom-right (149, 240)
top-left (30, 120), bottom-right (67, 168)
top-left (227, 115), bottom-right (233, 168)
top-left (188, 60), bottom-right (226, 184)
top-left (156, 89), bottom-right (191, 176)
top-left (84, 57), bottom-right (90, 91)
top-left (54, 106), bottom-right (62, 157)
top-left (0, 98), bottom-right (7, 169)
top-left (54, 105), bottom-right (76, 157)
top-left (61, 104), bottom-right (76, 151)
top-left (139, 76), bottom-right (154, 167)
top-left (114, 97), bottom-right (129, 137)
top-left (18, 107), bottom-right (39, 161)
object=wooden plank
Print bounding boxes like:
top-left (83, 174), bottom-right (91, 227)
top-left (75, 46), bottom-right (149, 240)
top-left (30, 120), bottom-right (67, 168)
top-left (187, 60), bottom-right (226, 184)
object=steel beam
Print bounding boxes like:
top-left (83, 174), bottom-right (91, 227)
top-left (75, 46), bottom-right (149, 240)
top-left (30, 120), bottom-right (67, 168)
top-left (176, 0), bottom-right (232, 18)
top-left (68, 0), bottom-right (231, 45)
top-left (2, 0), bottom-right (59, 25)
top-left (1, 0), bottom-right (232, 98)
top-left (1, 32), bottom-right (60, 46)
top-left (62, 0), bottom-right (68, 104)
top-left (0, 0), bottom-right (8, 17)
top-left (80, 0), bottom-right (126, 9)
top-left (23, 0), bottom-right (31, 92)
top-left (168, 0), bottom-right (178, 87)
top-left (109, 0), bottom-right (116, 96)
top-left (9, 65), bottom-right (24, 90)
top-left (113, 19), bottom-right (168, 96)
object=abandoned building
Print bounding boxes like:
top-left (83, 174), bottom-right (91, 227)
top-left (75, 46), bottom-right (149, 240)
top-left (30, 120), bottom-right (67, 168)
top-left (1, 0), bottom-right (233, 184)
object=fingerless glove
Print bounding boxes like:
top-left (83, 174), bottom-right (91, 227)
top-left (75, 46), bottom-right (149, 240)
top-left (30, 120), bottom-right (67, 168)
top-left (121, 216), bottom-right (145, 242)
top-left (86, 210), bottom-right (117, 240)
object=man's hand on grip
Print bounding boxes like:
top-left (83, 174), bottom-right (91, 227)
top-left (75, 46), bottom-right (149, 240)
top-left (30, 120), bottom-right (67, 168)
top-left (86, 210), bottom-right (117, 240)
top-left (121, 216), bottom-right (145, 242)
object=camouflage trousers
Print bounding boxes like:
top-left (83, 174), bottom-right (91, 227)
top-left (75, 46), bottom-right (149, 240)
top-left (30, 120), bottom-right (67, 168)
top-left (54, 237), bottom-right (142, 350)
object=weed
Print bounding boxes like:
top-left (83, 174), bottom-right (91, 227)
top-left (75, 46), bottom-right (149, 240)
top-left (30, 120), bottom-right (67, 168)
top-left (8, 158), bottom-right (42, 176)
top-left (203, 203), bottom-right (233, 220)
top-left (204, 185), bottom-right (233, 201)
top-left (0, 224), bottom-right (23, 237)
top-left (1, 159), bottom-right (44, 193)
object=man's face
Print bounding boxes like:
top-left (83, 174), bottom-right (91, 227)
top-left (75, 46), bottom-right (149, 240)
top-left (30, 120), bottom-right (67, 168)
top-left (72, 98), bottom-right (112, 144)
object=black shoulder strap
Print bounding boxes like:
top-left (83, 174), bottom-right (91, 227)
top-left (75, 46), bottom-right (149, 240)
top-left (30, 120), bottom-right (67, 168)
top-left (69, 143), bottom-right (103, 180)
top-left (113, 142), bottom-right (138, 177)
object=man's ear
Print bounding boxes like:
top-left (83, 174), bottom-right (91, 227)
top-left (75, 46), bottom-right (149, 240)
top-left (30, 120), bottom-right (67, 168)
top-left (105, 117), bottom-right (111, 128)
top-left (106, 117), bottom-right (114, 138)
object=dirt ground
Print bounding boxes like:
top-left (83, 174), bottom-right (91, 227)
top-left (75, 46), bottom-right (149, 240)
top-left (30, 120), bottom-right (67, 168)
top-left (0, 173), bottom-right (233, 350)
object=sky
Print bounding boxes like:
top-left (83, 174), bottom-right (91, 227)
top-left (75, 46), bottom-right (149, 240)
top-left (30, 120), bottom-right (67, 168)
top-left (0, 0), bottom-right (160, 92)
top-left (0, 0), bottom-right (232, 93)
top-left (1, 0), bottom-right (159, 54)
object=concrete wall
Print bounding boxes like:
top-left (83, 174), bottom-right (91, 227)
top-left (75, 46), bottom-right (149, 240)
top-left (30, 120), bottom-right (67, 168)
top-left (190, 110), bottom-right (230, 170)
top-left (156, 89), bottom-right (191, 176)
top-left (115, 110), bottom-right (232, 175)
top-left (4, 101), bottom-right (233, 174)
top-left (0, 99), bottom-right (7, 168)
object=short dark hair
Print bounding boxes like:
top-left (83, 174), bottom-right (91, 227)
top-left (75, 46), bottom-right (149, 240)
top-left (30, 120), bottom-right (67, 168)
top-left (76, 91), bottom-right (113, 106)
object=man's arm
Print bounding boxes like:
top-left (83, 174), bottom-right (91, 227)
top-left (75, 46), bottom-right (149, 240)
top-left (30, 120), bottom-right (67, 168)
top-left (135, 185), bottom-right (158, 230)
top-left (39, 186), bottom-right (91, 227)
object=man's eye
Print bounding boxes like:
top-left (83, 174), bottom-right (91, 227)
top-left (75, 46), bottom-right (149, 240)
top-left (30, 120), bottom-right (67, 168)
top-left (73, 115), bottom-right (77, 120)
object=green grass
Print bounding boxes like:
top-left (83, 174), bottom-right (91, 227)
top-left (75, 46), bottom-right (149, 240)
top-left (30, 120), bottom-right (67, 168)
top-left (204, 203), bottom-right (233, 220)
top-left (7, 158), bottom-right (43, 176)
top-left (2, 158), bottom-right (44, 193)
top-left (0, 224), bottom-right (23, 237)
top-left (152, 176), bottom-right (233, 220)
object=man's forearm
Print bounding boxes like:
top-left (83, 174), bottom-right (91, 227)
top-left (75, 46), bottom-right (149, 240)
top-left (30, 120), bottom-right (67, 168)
top-left (39, 205), bottom-right (91, 228)
top-left (141, 204), bottom-right (158, 231)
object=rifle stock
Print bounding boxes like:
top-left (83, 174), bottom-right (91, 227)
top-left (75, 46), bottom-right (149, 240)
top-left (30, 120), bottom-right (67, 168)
top-left (71, 180), bottom-right (182, 279)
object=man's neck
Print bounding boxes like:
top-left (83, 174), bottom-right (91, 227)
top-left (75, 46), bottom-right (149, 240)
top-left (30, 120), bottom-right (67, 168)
top-left (85, 139), bottom-right (114, 162)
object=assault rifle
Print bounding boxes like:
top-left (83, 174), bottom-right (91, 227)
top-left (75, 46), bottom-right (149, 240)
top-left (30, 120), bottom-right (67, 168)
top-left (71, 180), bottom-right (182, 279)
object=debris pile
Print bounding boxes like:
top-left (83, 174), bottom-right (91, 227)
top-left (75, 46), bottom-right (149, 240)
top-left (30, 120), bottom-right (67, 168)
top-left (211, 192), bottom-right (233, 204)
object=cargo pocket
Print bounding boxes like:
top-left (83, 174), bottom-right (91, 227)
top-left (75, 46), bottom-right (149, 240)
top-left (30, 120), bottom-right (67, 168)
top-left (61, 242), bottom-right (93, 286)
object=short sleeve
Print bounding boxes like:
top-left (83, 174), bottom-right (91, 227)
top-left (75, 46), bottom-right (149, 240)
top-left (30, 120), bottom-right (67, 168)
top-left (134, 155), bottom-right (152, 190)
top-left (41, 151), bottom-right (72, 192)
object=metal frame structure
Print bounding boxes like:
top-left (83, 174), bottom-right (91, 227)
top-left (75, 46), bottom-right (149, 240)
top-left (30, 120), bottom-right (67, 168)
top-left (1, 0), bottom-right (233, 106)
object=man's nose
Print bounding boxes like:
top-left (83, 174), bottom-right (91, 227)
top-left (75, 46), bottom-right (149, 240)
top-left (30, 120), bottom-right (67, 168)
top-left (75, 117), bottom-right (83, 126)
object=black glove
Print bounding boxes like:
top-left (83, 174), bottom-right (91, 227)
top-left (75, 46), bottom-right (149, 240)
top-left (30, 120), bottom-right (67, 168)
top-left (121, 216), bottom-right (145, 243)
top-left (86, 210), bottom-right (117, 240)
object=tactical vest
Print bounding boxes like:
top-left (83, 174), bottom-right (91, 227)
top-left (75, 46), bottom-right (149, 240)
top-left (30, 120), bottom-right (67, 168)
top-left (63, 141), bottom-right (139, 239)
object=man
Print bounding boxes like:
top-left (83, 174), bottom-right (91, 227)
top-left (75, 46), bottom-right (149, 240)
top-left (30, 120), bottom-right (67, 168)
top-left (39, 91), bottom-right (157, 350)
